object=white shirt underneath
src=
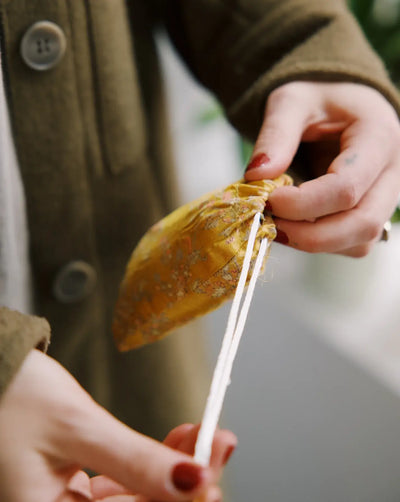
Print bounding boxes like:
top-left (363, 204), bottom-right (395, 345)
top-left (0, 49), bottom-right (32, 313)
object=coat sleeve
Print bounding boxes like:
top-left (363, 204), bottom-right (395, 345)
top-left (0, 307), bottom-right (50, 400)
top-left (165, 0), bottom-right (400, 141)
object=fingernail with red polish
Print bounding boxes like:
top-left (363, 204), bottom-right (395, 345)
top-left (246, 152), bottom-right (270, 171)
top-left (172, 462), bottom-right (204, 492)
top-left (223, 444), bottom-right (236, 465)
top-left (263, 201), bottom-right (273, 216)
top-left (275, 229), bottom-right (289, 245)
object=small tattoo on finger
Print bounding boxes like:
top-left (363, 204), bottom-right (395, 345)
top-left (345, 153), bottom-right (358, 166)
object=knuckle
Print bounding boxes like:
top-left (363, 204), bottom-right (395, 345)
top-left (356, 211), bottom-right (382, 242)
top-left (269, 85), bottom-right (290, 104)
top-left (301, 233), bottom-right (323, 253)
top-left (348, 244), bottom-right (373, 258)
top-left (364, 218), bottom-right (382, 242)
top-left (382, 113), bottom-right (400, 137)
top-left (366, 115), bottom-right (400, 156)
top-left (386, 120), bottom-right (400, 153)
top-left (268, 83), bottom-right (302, 108)
top-left (337, 180), bottom-right (357, 210)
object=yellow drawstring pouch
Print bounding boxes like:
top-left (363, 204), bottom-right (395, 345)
top-left (113, 175), bottom-right (292, 351)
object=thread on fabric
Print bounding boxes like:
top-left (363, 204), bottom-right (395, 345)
top-left (194, 212), bottom-right (269, 465)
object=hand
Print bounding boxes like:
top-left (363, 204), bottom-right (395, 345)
top-left (74, 423), bottom-right (235, 502)
top-left (0, 350), bottom-right (237, 502)
top-left (245, 82), bottom-right (400, 257)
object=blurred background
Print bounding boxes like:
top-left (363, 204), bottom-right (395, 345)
top-left (158, 1), bottom-right (400, 501)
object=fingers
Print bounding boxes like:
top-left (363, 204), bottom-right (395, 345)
top-left (209, 429), bottom-right (237, 474)
top-left (90, 475), bottom-right (133, 499)
top-left (167, 424), bottom-right (237, 475)
top-left (56, 493), bottom-right (92, 502)
top-left (57, 402), bottom-right (213, 502)
top-left (195, 485), bottom-right (223, 502)
top-left (245, 83), bottom-right (320, 180)
top-left (166, 424), bottom-right (235, 502)
top-left (135, 424), bottom-right (234, 502)
top-left (268, 121), bottom-right (394, 221)
top-left (163, 423), bottom-right (196, 449)
top-left (244, 82), bottom-right (400, 258)
top-left (0, 352), bottom-right (232, 502)
top-left (273, 161), bottom-right (400, 255)
top-left (75, 424), bottom-right (236, 502)
top-left (207, 486), bottom-right (223, 502)
top-left (65, 471), bottom-right (92, 501)
top-left (99, 497), bottom-right (137, 502)
top-left (59, 471), bottom-right (93, 502)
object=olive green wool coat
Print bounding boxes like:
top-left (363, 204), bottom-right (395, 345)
top-left (0, 0), bottom-right (399, 439)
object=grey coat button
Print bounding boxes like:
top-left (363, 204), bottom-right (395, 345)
top-left (53, 261), bottom-right (97, 303)
top-left (20, 21), bottom-right (66, 71)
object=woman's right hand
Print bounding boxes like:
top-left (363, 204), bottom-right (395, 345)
top-left (0, 349), bottom-right (236, 502)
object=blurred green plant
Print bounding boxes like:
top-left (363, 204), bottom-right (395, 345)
top-left (349, 0), bottom-right (400, 85)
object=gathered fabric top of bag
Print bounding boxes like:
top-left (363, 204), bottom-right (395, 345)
top-left (113, 175), bottom-right (292, 351)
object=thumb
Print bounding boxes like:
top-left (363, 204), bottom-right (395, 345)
top-left (244, 84), bottom-right (313, 181)
top-left (59, 400), bottom-right (212, 502)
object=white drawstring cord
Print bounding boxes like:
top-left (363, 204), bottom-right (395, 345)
top-left (194, 212), bottom-right (269, 465)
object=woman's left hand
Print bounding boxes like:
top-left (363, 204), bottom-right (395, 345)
top-left (245, 81), bottom-right (400, 257)
top-left (68, 423), bottom-right (235, 502)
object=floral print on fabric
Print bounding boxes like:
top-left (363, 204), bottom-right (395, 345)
top-left (113, 176), bottom-right (292, 351)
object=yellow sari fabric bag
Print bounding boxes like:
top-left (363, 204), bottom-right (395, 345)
top-left (113, 175), bottom-right (292, 351)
